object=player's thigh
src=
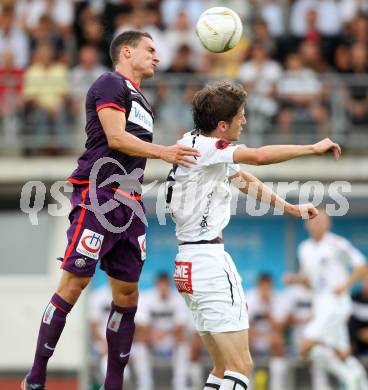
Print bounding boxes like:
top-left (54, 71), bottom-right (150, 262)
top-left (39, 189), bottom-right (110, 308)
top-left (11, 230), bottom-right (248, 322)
top-left (211, 329), bottom-right (253, 373)
top-left (201, 333), bottom-right (226, 375)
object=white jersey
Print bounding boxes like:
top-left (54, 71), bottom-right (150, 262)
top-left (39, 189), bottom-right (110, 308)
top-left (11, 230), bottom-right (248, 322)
top-left (88, 284), bottom-right (112, 338)
top-left (135, 288), bottom-right (188, 330)
top-left (167, 131), bottom-right (241, 242)
top-left (298, 232), bottom-right (366, 297)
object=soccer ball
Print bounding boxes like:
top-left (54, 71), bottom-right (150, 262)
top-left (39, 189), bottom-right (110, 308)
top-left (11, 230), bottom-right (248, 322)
top-left (195, 7), bottom-right (243, 53)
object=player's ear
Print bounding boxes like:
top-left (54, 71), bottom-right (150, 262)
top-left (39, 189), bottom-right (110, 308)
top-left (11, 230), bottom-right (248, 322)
top-left (121, 45), bottom-right (132, 59)
top-left (217, 120), bottom-right (227, 133)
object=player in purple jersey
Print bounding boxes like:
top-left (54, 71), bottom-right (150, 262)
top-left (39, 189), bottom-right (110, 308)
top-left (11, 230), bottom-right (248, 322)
top-left (22, 31), bottom-right (199, 390)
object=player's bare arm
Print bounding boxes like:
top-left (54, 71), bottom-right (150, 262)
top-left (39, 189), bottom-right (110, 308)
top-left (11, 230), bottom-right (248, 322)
top-left (283, 273), bottom-right (311, 288)
top-left (230, 170), bottom-right (318, 219)
top-left (233, 138), bottom-right (341, 165)
top-left (98, 107), bottom-right (200, 167)
top-left (333, 264), bottom-right (368, 295)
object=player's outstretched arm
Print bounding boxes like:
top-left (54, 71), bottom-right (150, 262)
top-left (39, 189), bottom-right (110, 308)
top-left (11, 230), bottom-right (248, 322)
top-left (334, 264), bottom-right (368, 295)
top-left (230, 170), bottom-right (318, 219)
top-left (283, 273), bottom-right (311, 288)
top-left (98, 108), bottom-right (200, 167)
top-left (233, 138), bottom-right (341, 165)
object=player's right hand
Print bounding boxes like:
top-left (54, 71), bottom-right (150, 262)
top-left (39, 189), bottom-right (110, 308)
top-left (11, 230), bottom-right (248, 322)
top-left (162, 144), bottom-right (201, 167)
top-left (312, 138), bottom-right (341, 160)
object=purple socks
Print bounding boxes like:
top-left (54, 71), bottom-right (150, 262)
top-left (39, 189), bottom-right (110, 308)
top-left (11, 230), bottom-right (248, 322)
top-left (104, 303), bottom-right (137, 390)
top-left (28, 293), bottom-right (73, 386)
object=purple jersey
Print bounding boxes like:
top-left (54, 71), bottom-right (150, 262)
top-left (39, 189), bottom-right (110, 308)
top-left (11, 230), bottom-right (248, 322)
top-left (69, 71), bottom-right (154, 188)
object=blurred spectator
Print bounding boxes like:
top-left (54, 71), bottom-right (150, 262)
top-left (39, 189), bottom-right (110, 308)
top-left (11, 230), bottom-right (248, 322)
top-left (165, 44), bottom-right (195, 74)
top-left (159, 0), bottom-right (205, 27)
top-left (304, 8), bottom-right (321, 42)
top-left (29, 14), bottom-right (65, 59)
top-left (15, 0), bottom-right (73, 35)
top-left (0, 5), bottom-right (29, 68)
top-left (346, 43), bottom-right (368, 125)
top-left (131, 272), bottom-right (191, 390)
top-left (164, 10), bottom-right (203, 69)
top-left (251, 0), bottom-right (287, 38)
top-left (251, 19), bottom-right (277, 58)
top-left (349, 273), bottom-right (368, 356)
top-left (0, 51), bottom-right (23, 117)
top-left (247, 273), bottom-right (288, 390)
top-left (290, 0), bottom-right (342, 38)
top-left (333, 44), bottom-right (352, 73)
top-left (0, 50), bottom-right (23, 149)
top-left (339, 0), bottom-right (368, 25)
top-left (281, 283), bottom-right (332, 390)
top-left (276, 53), bottom-right (328, 134)
top-left (70, 45), bottom-right (106, 118)
top-left (22, 43), bottom-right (69, 153)
top-left (298, 41), bottom-right (329, 73)
top-left (238, 43), bottom-right (282, 121)
top-left (77, 14), bottom-right (110, 66)
top-left (347, 14), bottom-right (368, 46)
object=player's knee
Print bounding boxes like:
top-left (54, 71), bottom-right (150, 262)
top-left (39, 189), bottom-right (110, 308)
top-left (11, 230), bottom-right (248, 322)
top-left (113, 286), bottom-right (139, 307)
top-left (57, 276), bottom-right (90, 304)
top-left (226, 355), bottom-right (253, 375)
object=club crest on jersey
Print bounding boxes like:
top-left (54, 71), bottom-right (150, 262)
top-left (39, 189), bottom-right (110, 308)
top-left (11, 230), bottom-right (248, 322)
top-left (137, 234), bottom-right (146, 261)
top-left (215, 139), bottom-right (235, 150)
top-left (174, 261), bottom-right (193, 294)
top-left (76, 229), bottom-right (104, 260)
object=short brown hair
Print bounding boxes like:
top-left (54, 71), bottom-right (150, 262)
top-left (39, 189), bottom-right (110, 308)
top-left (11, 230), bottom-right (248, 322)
top-left (192, 81), bottom-right (247, 133)
top-left (109, 30), bottom-right (152, 66)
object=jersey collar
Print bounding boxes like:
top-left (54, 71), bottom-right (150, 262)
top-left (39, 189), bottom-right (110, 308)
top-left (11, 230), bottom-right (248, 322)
top-left (115, 71), bottom-right (142, 92)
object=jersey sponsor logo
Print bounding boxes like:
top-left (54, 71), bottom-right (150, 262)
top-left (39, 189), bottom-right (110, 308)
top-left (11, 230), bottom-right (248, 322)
top-left (128, 100), bottom-right (153, 132)
top-left (43, 302), bottom-right (56, 325)
top-left (174, 261), bottom-right (193, 294)
top-left (108, 311), bottom-right (123, 332)
top-left (215, 139), bottom-right (235, 150)
top-left (76, 229), bottom-right (104, 260)
top-left (137, 234), bottom-right (146, 261)
top-left (200, 191), bottom-right (213, 234)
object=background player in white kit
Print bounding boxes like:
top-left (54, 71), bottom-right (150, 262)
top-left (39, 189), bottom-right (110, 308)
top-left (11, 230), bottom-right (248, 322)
top-left (284, 209), bottom-right (368, 390)
top-left (166, 81), bottom-right (342, 390)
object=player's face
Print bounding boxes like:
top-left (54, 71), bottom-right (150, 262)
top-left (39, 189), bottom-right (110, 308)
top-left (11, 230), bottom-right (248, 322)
top-left (130, 37), bottom-right (159, 79)
top-left (224, 106), bottom-right (246, 141)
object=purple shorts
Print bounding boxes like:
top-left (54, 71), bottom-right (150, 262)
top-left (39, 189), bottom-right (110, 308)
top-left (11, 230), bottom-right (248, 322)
top-left (60, 183), bottom-right (146, 282)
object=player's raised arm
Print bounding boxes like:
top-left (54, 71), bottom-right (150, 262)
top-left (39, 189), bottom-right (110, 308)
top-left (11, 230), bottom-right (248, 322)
top-left (233, 138), bottom-right (341, 165)
top-left (230, 170), bottom-right (318, 219)
top-left (98, 107), bottom-right (200, 167)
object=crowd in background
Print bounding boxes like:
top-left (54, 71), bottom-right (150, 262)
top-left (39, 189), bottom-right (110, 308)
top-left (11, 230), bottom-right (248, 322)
top-left (0, 0), bottom-right (367, 155)
top-left (88, 271), bottom-right (368, 390)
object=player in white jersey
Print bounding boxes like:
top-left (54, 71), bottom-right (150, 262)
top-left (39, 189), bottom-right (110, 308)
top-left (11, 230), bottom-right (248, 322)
top-left (284, 209), bottom-right (368, 390)
top-left (132, 272), bottom-right (191, 390)
top-left (166, 81), bottom-right (341, 390)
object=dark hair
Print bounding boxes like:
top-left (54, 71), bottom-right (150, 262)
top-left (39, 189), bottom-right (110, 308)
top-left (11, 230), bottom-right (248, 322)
top-left (109, 30), bottom-right (152, 66)
top-left (192, 81), bottom-right (247, 133)
top-left (257, 272), bottom-right (273, 284)
top-left (156, 272), bottom-right (170, 282)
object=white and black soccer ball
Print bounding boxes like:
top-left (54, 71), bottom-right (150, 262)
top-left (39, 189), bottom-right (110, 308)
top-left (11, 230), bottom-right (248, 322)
top-left (195, 7), bottom-right (243, 53)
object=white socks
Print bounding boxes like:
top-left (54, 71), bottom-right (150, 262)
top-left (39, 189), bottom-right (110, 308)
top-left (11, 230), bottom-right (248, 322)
top-left (172, 342), bottom-right (190, 390)
top-left (204, 374), bottom-right (222, 389)
top-left (269, 357), bottom-right (288, 390)
top-left (220, 370), bottom-right (249, 389)
top-left (130, 343), bottom-right (153, 390)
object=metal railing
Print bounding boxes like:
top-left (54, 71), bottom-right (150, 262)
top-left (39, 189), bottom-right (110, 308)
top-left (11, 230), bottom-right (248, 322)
top-left (0, 73), bottom-right (367, 156)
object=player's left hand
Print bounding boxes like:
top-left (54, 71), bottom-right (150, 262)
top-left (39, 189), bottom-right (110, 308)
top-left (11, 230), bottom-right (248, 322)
top-left (287, 203), bottom-right (319, 219)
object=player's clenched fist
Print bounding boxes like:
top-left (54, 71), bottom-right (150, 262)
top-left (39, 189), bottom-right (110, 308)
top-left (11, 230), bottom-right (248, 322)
top-left (286, 203), bottom-right (319, 219)
top-left (312, 138), bottom-right (341, 160)
top-left (162, 144), bottom-right (201, 167)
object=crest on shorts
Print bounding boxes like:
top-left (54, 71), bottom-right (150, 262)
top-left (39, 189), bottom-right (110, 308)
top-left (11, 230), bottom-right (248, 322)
top-left (137, 234), bottom-right (146, 261)
top-left (174, 261), bottom-right (193, 294)
top-left (76, 229), bottom-right (104, 260)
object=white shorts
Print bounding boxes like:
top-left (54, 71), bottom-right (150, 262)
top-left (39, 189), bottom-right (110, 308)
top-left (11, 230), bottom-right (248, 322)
top-left (303, 291), bottom-right (351, 352)
top-left (173, 244), bottom-right (249, 335)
